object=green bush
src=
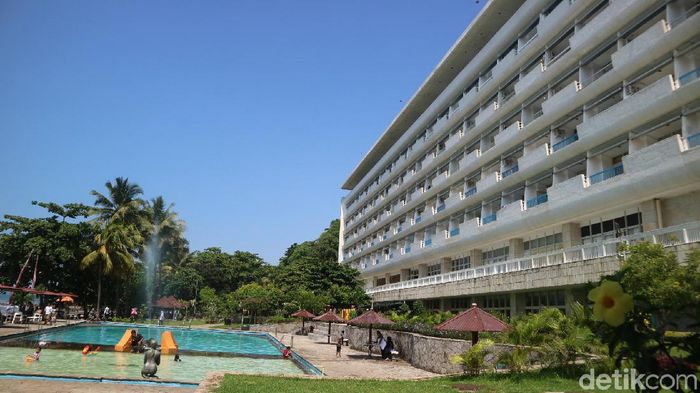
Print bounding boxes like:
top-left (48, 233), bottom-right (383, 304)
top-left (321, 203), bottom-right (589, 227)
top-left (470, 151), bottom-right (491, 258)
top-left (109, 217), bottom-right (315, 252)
top-left (451, 339), bottom-right (495, 375)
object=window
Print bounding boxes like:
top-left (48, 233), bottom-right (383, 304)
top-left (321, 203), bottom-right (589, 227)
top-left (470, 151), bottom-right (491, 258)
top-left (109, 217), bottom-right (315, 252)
top-left (451, 256), bottom-right (471, 271)
top-left (482, 246), bottom-right (509, 265)
top-left (525, 290), bottom-right (566, 313)
top-left (376, 278), bottom-right (386, 286)
top-left (474, 295), bottom-right (511, 318)
top-left (580, 213), bottom-right (642, 244)
top-left (449, 297), bottom-right (471, 310)
top-left (524, 233), bottom-right (563, 256)
top-left (427, 264), bottom-right (441, 277)
top-left (408, 269), bottom-right (419, 280)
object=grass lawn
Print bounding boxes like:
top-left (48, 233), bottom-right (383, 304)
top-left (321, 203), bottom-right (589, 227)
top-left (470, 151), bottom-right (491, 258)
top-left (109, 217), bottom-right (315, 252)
top-left (214, 372), bottom-right (625, 393)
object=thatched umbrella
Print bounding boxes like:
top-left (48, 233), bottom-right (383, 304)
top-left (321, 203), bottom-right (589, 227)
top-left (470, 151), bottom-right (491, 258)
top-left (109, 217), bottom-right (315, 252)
top-left (291, 309), bottom-right (315, 334)
top-left (313, 310), bottom-right (345, 344)
top-left (348, 309), bottom-right (393, 357)
top-left (435, 303), bottom-right (509, 345)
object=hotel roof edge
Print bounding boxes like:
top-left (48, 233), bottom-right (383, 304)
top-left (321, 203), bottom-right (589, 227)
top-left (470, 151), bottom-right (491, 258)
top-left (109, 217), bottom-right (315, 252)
top-left (341, 0), bottom-right (524, 191)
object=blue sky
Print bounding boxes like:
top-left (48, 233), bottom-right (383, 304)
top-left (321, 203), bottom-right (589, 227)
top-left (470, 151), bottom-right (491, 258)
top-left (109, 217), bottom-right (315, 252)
top-left (0, 1), bottom-right (484, 264)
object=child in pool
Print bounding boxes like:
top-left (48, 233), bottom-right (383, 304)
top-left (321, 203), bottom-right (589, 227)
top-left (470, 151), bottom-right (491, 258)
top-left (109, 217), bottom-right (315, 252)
top-left (25, 347), bottom-right (41, 362)
top-left (81, 345), bottom-right (101, 355)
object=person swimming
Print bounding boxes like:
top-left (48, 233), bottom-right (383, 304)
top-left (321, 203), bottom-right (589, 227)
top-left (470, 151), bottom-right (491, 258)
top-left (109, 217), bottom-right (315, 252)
top-left (81, 345), bottom-right (101, 355)
top-left (25, 346), bottom-right (41, 362)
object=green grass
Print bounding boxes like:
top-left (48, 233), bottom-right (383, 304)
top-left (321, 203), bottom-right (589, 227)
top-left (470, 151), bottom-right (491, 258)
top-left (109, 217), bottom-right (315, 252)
top-left (214, 371), bottom-right (627, 393)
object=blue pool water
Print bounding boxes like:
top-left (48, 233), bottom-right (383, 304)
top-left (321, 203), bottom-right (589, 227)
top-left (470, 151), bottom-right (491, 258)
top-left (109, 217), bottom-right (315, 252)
top-left (19, 324), bottom-right (281, 356)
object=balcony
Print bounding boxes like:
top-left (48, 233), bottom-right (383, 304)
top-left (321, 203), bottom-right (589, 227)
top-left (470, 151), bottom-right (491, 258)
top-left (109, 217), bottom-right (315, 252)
top-left (519, 143), bottom-right (550, 172)
top-left (515, 62), bottom-right (545, 95)
top-left (494, 121), bottom-right (522, 146)
top-left (539, 0), bottom-right (576, 38)
top-left (577, 75), bottom-right (676, 139)
top-left (570, 0), bottom-right (635, 52)
top-left (458, 149), bottom-right (481, 169)
top-left (542, 81), bottom-right (581, 115)
top-left (459, 217), bottom-right (480, 238)
top-left (366, 221), bottom-right (700, 295)
top-left (413, 215), bottom-right (422, 225)
top-left (476, 171), bottom-right (500, 192)
top-left (611, 19), bottom-right (670, 70)
top-left (548, 174), bottom-right (587, 202)
top-left (436, 203), bottom-right (446, 213)
top-left (551, 134), bottom-right (578, 152)
top-left (498, 200), bottom-right (524, 220)
top-left (501, 164), bottom-right (519, 179)
top-left (432, 173), bottom-right (449, 188)
top-left (449, 227), bottom-right (460, 237)
top-left (688, 133), bottom-right (700, 149)
top-left (526, 194), bottom-right (548, 209)
top-left (463, 187), bottom-right (477, 199)
top-left (423, 238), bottom-right (433, 247)
top-left (481, 214), bottom-right (497, 225)
top-left (475, 102), bottom-right (498, 128)
top-left (679, 67), bottom-right (700, 87)
top-left (623, 135), bottom-right (685, 175)
top-left (588, 163), bottom-right (624, 185)
top-left (404, 246), bottom-right (412, 254)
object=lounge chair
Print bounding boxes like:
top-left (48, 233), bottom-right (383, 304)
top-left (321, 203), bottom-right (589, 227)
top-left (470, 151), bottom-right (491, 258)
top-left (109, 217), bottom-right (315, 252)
top-left (11, 312), bottom-right (24, 324)
top-left (28, 313), bottom-right (42, 323)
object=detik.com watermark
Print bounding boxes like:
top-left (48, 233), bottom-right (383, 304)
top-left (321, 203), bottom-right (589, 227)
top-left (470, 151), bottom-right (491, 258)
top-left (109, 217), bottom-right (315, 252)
top-left (579, 368), bottom-right (698, 391)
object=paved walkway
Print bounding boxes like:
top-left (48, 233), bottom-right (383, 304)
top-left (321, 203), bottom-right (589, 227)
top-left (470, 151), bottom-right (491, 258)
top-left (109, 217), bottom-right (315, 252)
top-left (276, 334), bottom-right (437, 379)
top-left (0, 319), bottom-right (82, 337)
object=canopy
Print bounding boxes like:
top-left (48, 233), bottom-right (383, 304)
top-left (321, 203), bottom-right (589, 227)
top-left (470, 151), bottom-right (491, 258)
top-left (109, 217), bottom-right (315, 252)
top-left (435, 303), bottom-right (508, 345)
top-left (313, 310), bottom-right (345, 344)
top-left (291, 309), bottom-right (315, 319)
top-left (348, 309), bottom-right (393, 326)
top-left (59, 296), bottom-right (74, 303)
top-left (154, 296), bottom-right (185, 309)
top-left (0, 284), bottom-right (77, 298)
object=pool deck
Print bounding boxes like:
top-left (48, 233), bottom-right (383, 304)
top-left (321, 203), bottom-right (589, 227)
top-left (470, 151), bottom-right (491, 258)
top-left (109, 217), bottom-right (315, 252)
top-left (1, 322), bottom-right (440, 393)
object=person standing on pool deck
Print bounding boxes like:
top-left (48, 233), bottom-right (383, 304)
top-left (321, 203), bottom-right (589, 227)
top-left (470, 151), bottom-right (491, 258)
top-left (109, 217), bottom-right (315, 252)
top-left (336, 336), bottom-right (343, 357)
top-left (158, 310), bottom-right (165, 325)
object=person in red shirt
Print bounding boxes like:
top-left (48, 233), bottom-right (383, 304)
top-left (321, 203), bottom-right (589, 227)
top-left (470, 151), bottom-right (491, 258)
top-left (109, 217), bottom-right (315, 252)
top-left (282, 346), bottom-right (291, 359)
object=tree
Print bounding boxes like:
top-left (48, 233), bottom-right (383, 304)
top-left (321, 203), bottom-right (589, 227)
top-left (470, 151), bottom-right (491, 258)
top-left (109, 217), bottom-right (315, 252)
top-left (144, 196), bottom-right (188, 301)
top-left (164, 266), bottom-right (203, 300)
top-left (233, 283), bottom-right (283, 323)
top-left (81, 223), bottom-right (141, 315)
top-left (186, 248), bottom-right (269, 294)
top-left (90, 177), bottom-right (148, 231)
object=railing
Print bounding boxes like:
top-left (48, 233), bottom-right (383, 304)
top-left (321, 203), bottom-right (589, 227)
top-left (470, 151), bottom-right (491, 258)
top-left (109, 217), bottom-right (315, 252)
top-left (463, 187), bottom-right (477, 198)
top-left (501, 90), bottom-right (516, 105)
top-left (589, 62), bottom-right (613, 85)
top-left (414, 216), bottom-right (422, 224)
top-left (526, 194), bottom-right (548, 208)
top-left (449, 228), bottom-right (460, 237)
top-left (423, 238), bottom-right (432, 247)
top-left (668, 2), bottom-right (700, 28)
top-left (546, 46), bottom-right (571, 67)
top-left (589, 163), bottom-right (624, 185)
top-left (688, 133), bottom-right (700, 149)
top-left (366, 221), bottom-right (700, 293)
top-left (678, 67), bottom-right (700, 86)
top-left (551, 133), bottom-right (579, 152)
top-left (519, 32), bottom-right (539, 51)
top-left (482, 214), bottom-right (497, 225)
top-left (501, 164), bottom-right (519, 178)
top-left (436, 203), bottom-right (446, 213)
top-left (404, 246), bottom-right (411, 254)
top-left (533, 108), bottom-right (544, 119)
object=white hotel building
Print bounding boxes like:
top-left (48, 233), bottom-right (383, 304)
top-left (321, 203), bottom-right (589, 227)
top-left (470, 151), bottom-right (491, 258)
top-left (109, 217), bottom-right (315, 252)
top-left (338, 0), bottom-right (700, 316)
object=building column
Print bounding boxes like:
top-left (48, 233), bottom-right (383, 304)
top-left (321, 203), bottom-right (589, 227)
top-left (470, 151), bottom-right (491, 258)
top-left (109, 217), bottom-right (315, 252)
top-left (509, 293), bottom-right (517, 318)
top-left (508, 238), bottom-right (524, 259)
top-left (440, 257), bottom-right (452, 274)
top-left (564, 289), bottom-right (575, 315)
top-left (384, 273), bottom-right (391, 284)
top-left (561, 222), bottom-right (582, 247)
top-left (439, 298), bottom-right (447, 311)
top-left (469, 249), bottom-right (483, 267)
top-left (640, 199), bottom-right (662, 231)
top-left (400, 269), bottom-right (410, 281)
top-left (418, 264), bottom-right (428, 278)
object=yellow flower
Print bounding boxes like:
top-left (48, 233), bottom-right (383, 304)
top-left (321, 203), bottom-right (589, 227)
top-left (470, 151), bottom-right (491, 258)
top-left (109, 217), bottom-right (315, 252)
top-left (588, 281), bottom-right (633, 327)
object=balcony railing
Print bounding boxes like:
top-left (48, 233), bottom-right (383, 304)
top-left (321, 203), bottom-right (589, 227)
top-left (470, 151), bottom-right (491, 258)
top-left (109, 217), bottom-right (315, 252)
top-left (404, 246), bottom-right (411, 254)
top-left (688, 133), bottom-right (700, 149)
top-left (463, 187), bottom-right (477, 198)
top-left (365, 221), bottom-right (700, 293)
top-left (551, 134), bottom-right (579, 152)
top-left (501, 164), bottom-right (519, 178)
top-left (423, 238), bottom-right (432, 247)
top-left (414, 216), bottom-right (422, 224)
top-left (482, 214), bottom-right (497, 225)
top-left (436, 203), bottom-right (446, 213)
top-left (449, 228), bottom-right (460, 237)
top-left (589, 163), bottom-right (624, 185)
top-left (526, 194), bottom-right (548, 208)
top-left (679, 67), bottom-right (700, 86)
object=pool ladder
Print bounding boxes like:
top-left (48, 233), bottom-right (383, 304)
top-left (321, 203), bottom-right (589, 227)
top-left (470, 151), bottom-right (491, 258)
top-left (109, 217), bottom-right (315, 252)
top-left (279, 334), bottom-right (294, 348)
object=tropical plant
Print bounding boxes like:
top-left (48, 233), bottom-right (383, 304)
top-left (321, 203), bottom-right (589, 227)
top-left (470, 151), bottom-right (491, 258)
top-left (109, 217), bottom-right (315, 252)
top-left (451, 338), bottom-right (495, 375)
top-left (80, 223), bottom-right (141, 315)
top-left (90, 177), bottom-right (148, 230)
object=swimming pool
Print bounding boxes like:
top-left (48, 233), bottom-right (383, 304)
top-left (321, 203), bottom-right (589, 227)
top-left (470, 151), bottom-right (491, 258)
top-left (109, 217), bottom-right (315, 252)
top-left (17, 323), bottom-right (281, 356)
top-left (0, 323), bottom-right (323, 384)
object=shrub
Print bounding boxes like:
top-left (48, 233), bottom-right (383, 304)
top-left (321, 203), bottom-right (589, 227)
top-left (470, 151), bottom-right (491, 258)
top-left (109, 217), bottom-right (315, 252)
top-left (451, 339), bottom-right (495, 375)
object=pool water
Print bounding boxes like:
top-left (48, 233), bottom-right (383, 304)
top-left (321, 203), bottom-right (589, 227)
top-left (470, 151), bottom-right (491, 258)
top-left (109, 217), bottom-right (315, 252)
top-left (20, 324), bottom-right (280, 356)
top-left (0, 347), bottom-right (305, 383)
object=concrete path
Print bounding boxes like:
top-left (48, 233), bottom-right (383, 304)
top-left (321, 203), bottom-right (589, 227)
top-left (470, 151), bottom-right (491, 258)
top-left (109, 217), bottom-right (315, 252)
top-left (278, 334), bottom-right (438, 380)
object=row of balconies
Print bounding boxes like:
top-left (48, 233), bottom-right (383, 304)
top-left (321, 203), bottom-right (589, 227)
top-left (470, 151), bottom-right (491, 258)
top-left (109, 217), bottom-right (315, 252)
top-left (344, 1), bottom-right (697, 247)
top-left (343, 0), bottom-right (593, 217)
top-left (347, 123), bottom-right (700, 262)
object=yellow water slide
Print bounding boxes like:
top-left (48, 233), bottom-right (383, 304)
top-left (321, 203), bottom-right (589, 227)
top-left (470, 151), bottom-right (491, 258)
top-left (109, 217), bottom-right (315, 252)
top-left (160, 331), bottom-right (178, 354)
top-left (114, 329), bottom-right (132, 352)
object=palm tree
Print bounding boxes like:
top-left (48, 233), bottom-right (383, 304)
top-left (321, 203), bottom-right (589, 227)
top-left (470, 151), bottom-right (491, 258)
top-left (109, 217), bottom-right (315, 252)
top-left (81, 223), bottom-right (141, 316)
top-left (90, 177), bottom-right (148, 230)
top-left (144, 196), bottom-right (188, 302)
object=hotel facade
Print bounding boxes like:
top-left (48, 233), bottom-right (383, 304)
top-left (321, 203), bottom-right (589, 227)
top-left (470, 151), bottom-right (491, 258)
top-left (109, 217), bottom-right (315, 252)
top-left (339, 0), bottom-right (700, 317)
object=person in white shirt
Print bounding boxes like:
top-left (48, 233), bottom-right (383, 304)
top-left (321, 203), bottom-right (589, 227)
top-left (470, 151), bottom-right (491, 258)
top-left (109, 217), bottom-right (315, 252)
top-left (43, 304), bottom-right (52, 325)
